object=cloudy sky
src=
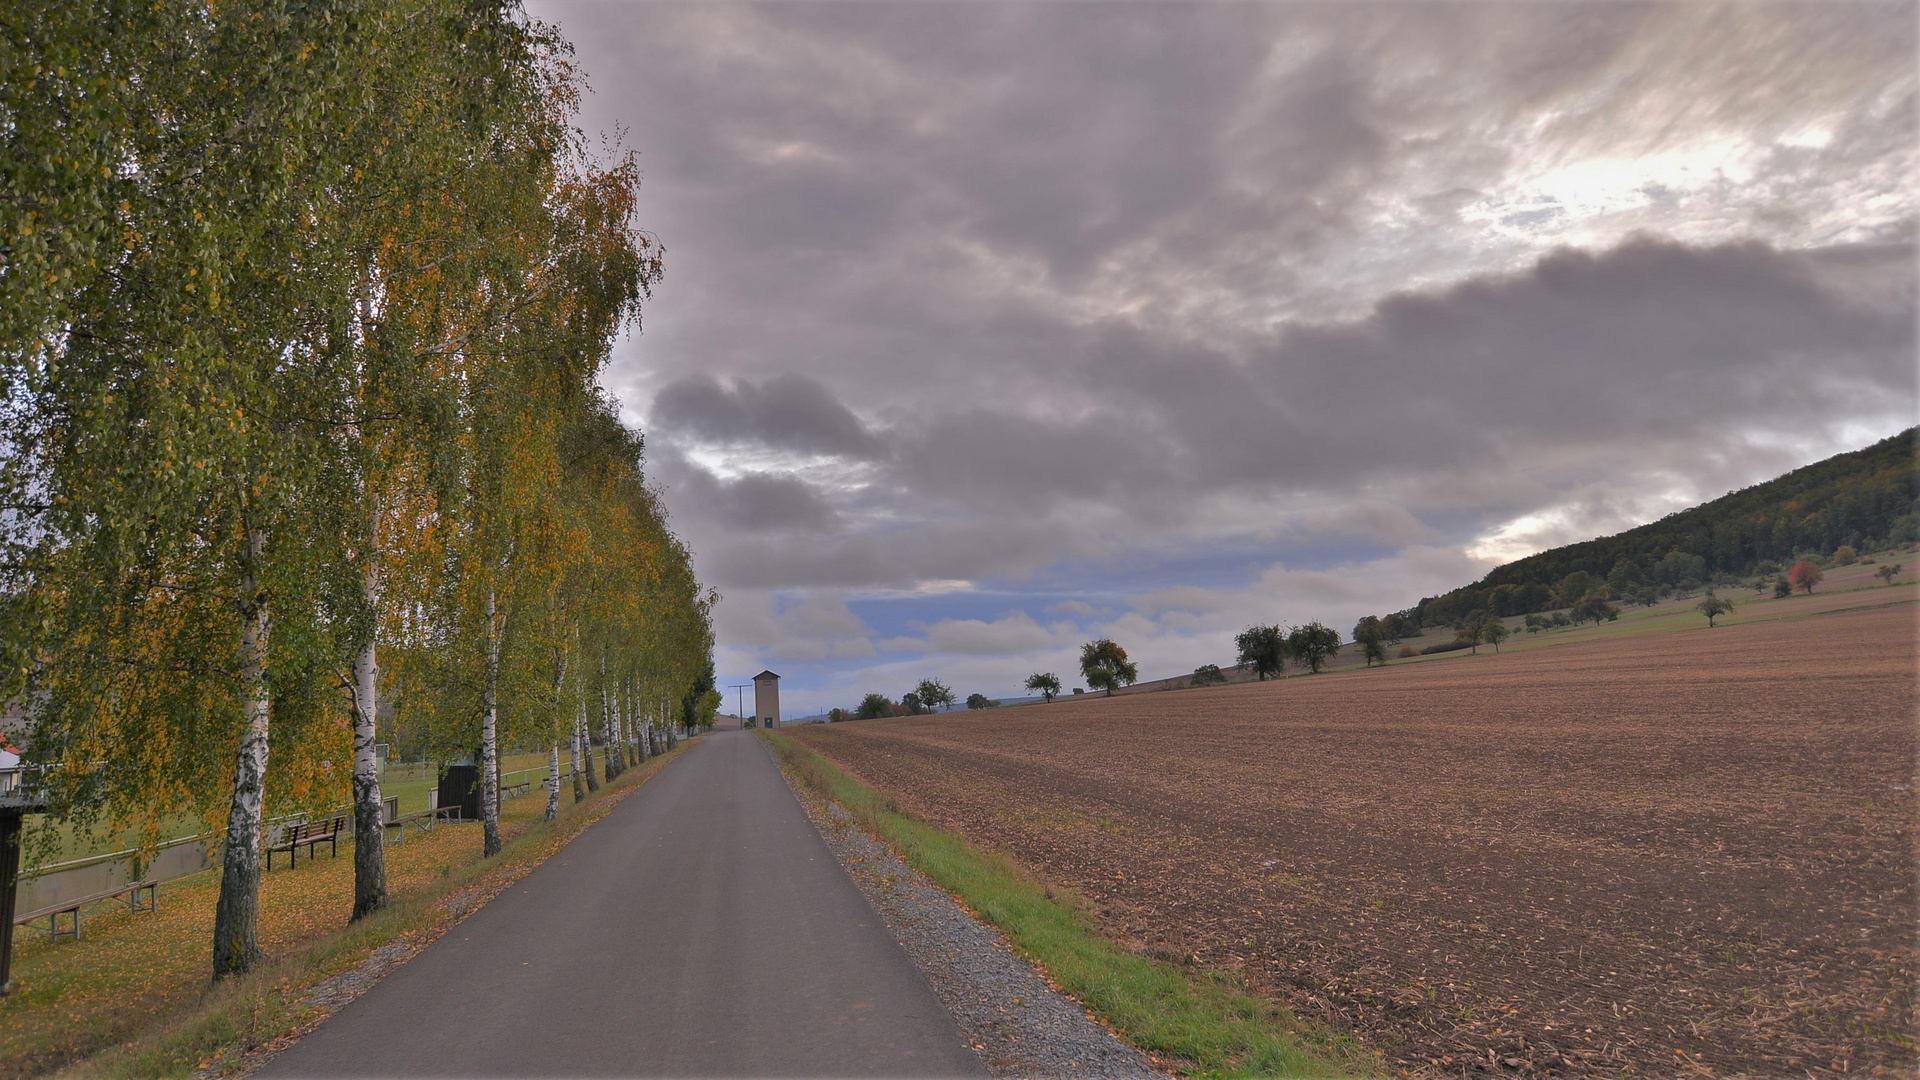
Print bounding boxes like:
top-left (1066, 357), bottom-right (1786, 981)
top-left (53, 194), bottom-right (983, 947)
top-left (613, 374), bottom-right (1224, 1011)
top-left (527, 0), bottom-right (1917, 715)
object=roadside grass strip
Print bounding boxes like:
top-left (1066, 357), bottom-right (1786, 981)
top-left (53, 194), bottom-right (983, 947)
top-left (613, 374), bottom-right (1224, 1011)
top-left (5, 745), bottom-right (690, 1080)
top-left (762, 731), bottom-right (1371, 1079)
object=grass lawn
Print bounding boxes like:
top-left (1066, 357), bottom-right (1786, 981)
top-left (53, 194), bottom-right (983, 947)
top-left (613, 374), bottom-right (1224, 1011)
top-left (1, 740), bottom-right (692, 1080)
top-left (761, 729), bottom-right (1372, 1079)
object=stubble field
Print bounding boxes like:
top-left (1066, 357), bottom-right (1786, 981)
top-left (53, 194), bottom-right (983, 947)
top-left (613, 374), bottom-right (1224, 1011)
top-left (791, 600), bottom-right (1917, 1077)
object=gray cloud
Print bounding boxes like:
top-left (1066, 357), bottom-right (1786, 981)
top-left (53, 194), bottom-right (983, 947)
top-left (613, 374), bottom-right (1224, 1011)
top-left (530, 0), bottom-right (1916, 699)
top-left (651, 373), bottom-right (887, 460)
top-left (660, 453), bottom-right (841, 535)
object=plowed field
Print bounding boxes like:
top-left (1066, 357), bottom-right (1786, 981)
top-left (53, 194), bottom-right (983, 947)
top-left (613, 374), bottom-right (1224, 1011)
top-left (792, 601), bottom-right (1918, 1077)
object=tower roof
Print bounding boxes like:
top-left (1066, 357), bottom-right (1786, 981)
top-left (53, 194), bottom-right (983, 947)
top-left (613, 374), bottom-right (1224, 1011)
top-left (752, 669), bottom-right (781, 681)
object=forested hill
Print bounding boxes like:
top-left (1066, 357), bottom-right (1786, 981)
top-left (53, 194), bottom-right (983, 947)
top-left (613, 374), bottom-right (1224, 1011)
top-left (1411, 428), bottom-right (1917, 627)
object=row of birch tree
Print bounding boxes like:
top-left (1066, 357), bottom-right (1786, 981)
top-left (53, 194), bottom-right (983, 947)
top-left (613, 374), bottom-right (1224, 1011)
top-left (0, 0), bottom-right (714, 980)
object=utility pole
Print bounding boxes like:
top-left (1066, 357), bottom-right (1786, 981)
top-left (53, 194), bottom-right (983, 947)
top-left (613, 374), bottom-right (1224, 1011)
top-left (730, 684), bottom-right (751, 727)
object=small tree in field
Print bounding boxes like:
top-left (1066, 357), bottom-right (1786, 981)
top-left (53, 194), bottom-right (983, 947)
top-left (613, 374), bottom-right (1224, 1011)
top-left (1454, 618), bottom-right (1485, 654)
top-left (1773, 576), bottom-right (1792, 599)
top-left (1695, 588), bottom-right (1735, 627)
top-left (1235, 624), bottom-right (1287, 680)
top-left (1080, 638), bottom-right (1139, 696)
top-left (913, 678), bottom-right (955, 712)
top-left (1573, 589), bottom-right (1618, 625)
top-left (1482, 620), bottom-right (1511, 653)
top-left (856, 693), bottom-right (893, 719)
top-left (965, 693), bottom-right (997, 709)
top-left (1190, 663), bottom-right (1229, 686)
top-left (1354, 621), bottom-right (1389, 666)
top-left (1286, 622), bottom-right (1341, 673)
top-left (1025, 672), bottom-right (1061, 703)
top-left (1832, 545), bottom-right (1858, 566)
top-left (1788, 560), bottom-right (1823, 594)
top-left (1878, 564), bottom-right (1903, 586)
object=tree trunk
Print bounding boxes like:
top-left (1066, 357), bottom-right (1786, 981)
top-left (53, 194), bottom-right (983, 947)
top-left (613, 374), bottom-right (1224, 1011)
top-left (579, 705), bottom-right (599, 792)
top-left (614, 684), bottom-right (629, 770)
top-left (570, 719), bottom-right (585, 802)
top-left (213, 533), bottom-right (271, 981)
top-left (622, 684), bottom-right (634, 767)
top-left (349, 563), bottom-right (386, 919)
top-left (628, 685), bottom-right (640, 766)
top-left (601, 684), bottom-right (617, 784)
top-left (545, 743), bottom-right (559, 821)
top-left (480, 591), bottom-right (502, 858)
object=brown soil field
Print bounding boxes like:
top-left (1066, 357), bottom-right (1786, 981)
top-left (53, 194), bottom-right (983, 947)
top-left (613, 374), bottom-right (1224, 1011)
top-left (792, 601), bottom-right (1918, 1078)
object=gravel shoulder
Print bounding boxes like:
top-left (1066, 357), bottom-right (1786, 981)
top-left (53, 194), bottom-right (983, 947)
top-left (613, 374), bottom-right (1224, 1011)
top-left (776, 755), bottom-right (1167, 1080)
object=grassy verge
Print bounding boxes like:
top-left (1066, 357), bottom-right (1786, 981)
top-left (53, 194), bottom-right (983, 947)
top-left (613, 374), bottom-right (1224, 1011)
top-left (760, 730), bottom-right (1370, 1079)
top-left (8, 742), bottom-right (693, 1080)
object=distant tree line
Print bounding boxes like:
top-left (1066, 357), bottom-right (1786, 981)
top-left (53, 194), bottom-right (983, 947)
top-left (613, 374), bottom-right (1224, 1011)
top-left (1403, 429), bottom-right (1916, 631)
top-left (830, 639), bottom-right (1146, 719)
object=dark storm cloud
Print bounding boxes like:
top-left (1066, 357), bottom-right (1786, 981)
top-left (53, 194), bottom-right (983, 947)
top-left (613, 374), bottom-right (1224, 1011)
top-left (874, 237), bottom-right (1913, 513)
top-left (1134, 237), bottom-right (1913, 487)
top-left (652, 373), bottom-right (887, 459)
top-left (669, 466), bottom-right (841, 536)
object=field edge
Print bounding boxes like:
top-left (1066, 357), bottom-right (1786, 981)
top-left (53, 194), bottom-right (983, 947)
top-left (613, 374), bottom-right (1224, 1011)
top-left (760, 729), bottom-right (1378, 1080)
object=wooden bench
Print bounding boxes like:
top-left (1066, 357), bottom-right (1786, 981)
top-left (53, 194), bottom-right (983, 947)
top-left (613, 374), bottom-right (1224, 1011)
top-left (12, 880), bottom-right (157, 942)
top-left (266, 814), bottom-right (345, 870)
top-left (381, 804), bottom-right (463, 846)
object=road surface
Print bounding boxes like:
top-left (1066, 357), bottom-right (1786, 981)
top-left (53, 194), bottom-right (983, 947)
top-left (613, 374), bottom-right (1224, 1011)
top-left (259, 730), bottom-right (987, 1078)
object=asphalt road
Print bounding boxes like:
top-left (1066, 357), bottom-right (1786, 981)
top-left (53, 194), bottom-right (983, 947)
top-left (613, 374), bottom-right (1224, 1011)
top-left (259, 731), bottom-right (987, 1078)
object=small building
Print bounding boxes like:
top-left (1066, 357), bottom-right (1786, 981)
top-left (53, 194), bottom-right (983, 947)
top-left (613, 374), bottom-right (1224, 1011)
top-left (753, 670), bottom-right (781, 728)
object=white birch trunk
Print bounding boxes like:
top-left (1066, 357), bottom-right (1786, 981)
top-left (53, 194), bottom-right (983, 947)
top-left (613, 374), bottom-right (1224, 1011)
top-left (480, 590), bottom-right (502, 857)
top-left (579, 702), bottom-right (599, 792)
top-left (545, 743), bottom-right (559, 821)
top-left (213, 529), bottom-right (270, 980)
top-left (350, 557), bottom-right (386, 919)
top-left (625, 683), bottom-right (638, 767)
top-left (570, 717), bottom-right (585, 802)
top-left (600, 680), bottom-right (617, 783)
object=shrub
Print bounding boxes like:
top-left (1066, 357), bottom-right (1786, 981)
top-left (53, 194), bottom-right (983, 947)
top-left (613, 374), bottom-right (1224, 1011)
top-left (1788, 560), bottom-right (1824, 594)
top-left (1833, 545), bottom-right (1858, 566)
top-left (1396, 645), bottom-right (1419, 658)
top-left (1189, 663), bottom-right (1228, 687)
top-left (965, 693), bottom-right (998, 710)
top-left (1420, 640), bottom-right (1474, 655)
